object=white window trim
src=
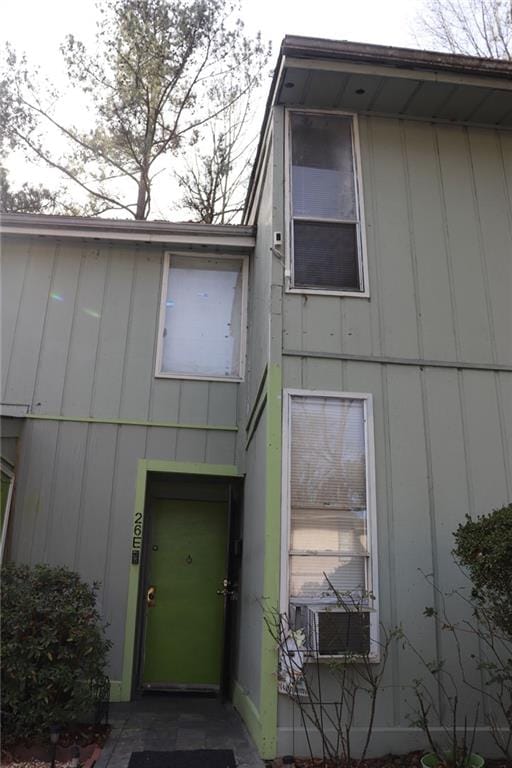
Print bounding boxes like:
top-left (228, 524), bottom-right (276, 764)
top-left (280, 389), bottom-right (379, 661)
top-left (284, 108), bottom-right (370, 299)
top-left (155, 250), bottom-right (249, 382)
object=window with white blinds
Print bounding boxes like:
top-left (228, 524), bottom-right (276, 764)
top-left (287, 394), bottom-right (373, 605)
top-left (288, 112), bottom-right (366, 294)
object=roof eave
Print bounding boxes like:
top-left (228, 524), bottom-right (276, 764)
top-left (0, 213), bottom-right (256, 251)
top-left (281, 36), bottom-right (512, 80)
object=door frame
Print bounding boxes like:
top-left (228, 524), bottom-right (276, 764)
top-left (120, 460), bottom-right (243, 703)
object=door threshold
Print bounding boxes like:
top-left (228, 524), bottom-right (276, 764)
top-left (138, 688), bottom-right (221, 699)
top-left (142, 683), bottom-right (220, 693)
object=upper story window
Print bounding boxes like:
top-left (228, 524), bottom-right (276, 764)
top-left (156, 253), bottom-right (247, 381)
top-left (288, 111), bottom-right (368, 296)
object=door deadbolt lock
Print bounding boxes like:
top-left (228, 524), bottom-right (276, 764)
top-left (147, 585), bottom-right (156, 607)
top-left (216, 578), bottom-right (235, 598)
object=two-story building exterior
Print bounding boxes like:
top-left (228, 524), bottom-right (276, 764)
top-left (1, 37), bottom-right (511, 760)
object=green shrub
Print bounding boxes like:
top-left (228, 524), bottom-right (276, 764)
top-left (1, 563), bottom-right (112, 743)
top-left (453, 503), bottom-right (512, 638)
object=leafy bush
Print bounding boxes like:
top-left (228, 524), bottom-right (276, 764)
top-left (1, 563), bottom-right (112, 743)
top-left (453, 504), bottom-right (512, 638)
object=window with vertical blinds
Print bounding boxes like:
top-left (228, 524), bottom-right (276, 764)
top-left (289, 112), bottom-right (364, 293)
top-left (288, 395), bottom-right (370, 603)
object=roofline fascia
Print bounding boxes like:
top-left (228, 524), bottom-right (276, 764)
top-left (0, 214), bottom-right (256, 250)
top-left (281, 35), bottom-right (512, 80)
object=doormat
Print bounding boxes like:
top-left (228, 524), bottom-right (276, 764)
top-left (128, 750), bottom-right (236, 768)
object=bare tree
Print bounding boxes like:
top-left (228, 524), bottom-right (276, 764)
top-left (1, 0), bottom-right (270, 219)
top-left (175, 75), bottom-right (262, 224)
top-left (414, 0), bottom-right (512, 59)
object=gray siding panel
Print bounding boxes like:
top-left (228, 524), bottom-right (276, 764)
top-left (2, 239), bottom-right (241, 430)
top-left (498, 371), bottom-right (512, 500)
top-left (436, 125), bottom-right (494, 364)
top-left (468, 129), bottom-right (512, 365)
top-left (461, 370), bottom-right (510, 513)
top-left (102, 425), bottom-right (147, 679)
top-left (281, 357), bottom-right (512, 742)
top-left (150, 378), bottom-right (181, 422)
top-left (205, 431), bottom-right (237, 465)
top-left (47, 422), bottom-right (88, 564)
top-left (382, 365), bottom-right (436, 714)
top-left (178, 380), bottom-right (209, 424)
top-left (145, 426), bottom-right (178, 460)
top-left (119, 250), bottom-right (161, 421)
top-left (75, 423), bottom-right (118, 585)
top-left (175, 429), bottom-right (207, 463)
top-left (4, 240), bottom-right (56, 406)
top-left (207, 382), bottom-right (239, 427)
top-left (282, 118), bottom-right (511, 369)
top-left (0, 416), bottom-right (23, 465)
top-left (1, 239), bottom-right (32, 399)
top-left (91, 245), bottom-right (136, 418)
top-left (366, 119), bottom-right (420, 359)
top-left (61, 246), bottom-right (108, 414)
top-left (11, 419), bottom-right (59, 564)
top-left (402, 121), bottom-right (457, 361)
top-left (300, 295), bottom-right (342, 354)
top-left (32, 243), bottom-right (82, 413)
top-left (236, 415), bottom-right (266, 711)
top-left (245, 164), bottom-right (272, 414)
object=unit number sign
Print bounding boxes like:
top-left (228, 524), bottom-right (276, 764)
top-left (132, 512), bottom-right (143, 565)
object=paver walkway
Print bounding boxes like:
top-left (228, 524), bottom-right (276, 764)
top-left (96, 696), bottom-right (265, 768)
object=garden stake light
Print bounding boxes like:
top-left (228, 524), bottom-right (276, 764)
top-left (49, 724), bottom-right (60, 768)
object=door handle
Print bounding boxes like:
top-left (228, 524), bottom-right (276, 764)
top-left (147, 585), bottom-right (156, 607)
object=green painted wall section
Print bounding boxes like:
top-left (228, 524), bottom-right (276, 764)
top-left (258, 363), bottom-right (282, 758)
top-left (121, 459), bottom-right (148, 701)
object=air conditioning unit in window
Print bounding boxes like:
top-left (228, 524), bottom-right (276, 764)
top-left (294, 604), bottom-right (371, 657)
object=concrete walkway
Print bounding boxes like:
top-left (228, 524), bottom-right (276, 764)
top-left (96, 696), bottom-right (265, 768)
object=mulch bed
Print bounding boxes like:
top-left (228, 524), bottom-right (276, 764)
top-left (1, 724), bottom-right (110, 768)
top-left (268, 754), bottom-right (512, 767)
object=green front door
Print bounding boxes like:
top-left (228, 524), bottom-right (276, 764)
top-left (142, 499), bottom-right (228, 689)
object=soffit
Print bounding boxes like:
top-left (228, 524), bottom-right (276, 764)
top-left (277, 60), bottom-right (512, 128)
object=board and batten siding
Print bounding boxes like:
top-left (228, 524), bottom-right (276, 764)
top-left (1, 238), bottom-right (240, 429)
top-left (1, 236), bottom-right (240, 679)
top-left (234, 147), bottom-right (275, 745)
top-left (277, 114), bottom-right (512, 755)
top-left (283, 117), bottom-right (512, 366)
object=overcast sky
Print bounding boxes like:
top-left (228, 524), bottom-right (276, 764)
top-left (1, 0), bottom-right (425, 217)
top-left (2, 0), bottom-right (423, 59)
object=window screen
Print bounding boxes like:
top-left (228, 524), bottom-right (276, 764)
top-left (290, 113), bottom-right (362, 292)
top-left (160, 255), bottom-right (243, 378)
top-left (289, 396), bottom-right (368, 602)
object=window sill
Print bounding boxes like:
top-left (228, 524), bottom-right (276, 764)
top-left (302, 650), bottom-right (381, 664)
top-left (286, 286), bottom-right (370, 299)
top-left (155, 372), bottom-right (243, 383)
